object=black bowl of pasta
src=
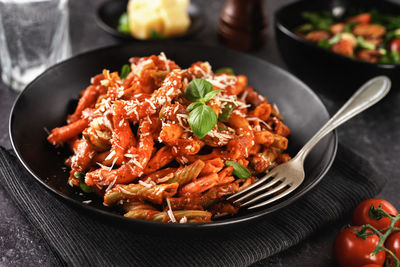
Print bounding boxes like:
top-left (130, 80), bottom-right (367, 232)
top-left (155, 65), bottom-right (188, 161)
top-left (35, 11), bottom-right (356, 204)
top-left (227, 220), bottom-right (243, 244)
top-left (9, 43), bottom-right (337, 233)
top-left (275, 0), bottom-right (400, 97)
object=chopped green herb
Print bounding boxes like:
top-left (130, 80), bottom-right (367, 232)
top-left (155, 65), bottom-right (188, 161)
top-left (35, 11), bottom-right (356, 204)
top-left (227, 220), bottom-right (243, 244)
top-left (120, 64), bottom-right (131, 81)
top-left (215, 67), bottom-right (235, 75)
top-left (74, 172), bottom-right (94, 193)
top-left (117, 12), bottom-right (130, 35)
top-left (218, 102), bottom-right (235, 122)
top-left (225, 161), bottom-right (251, 179)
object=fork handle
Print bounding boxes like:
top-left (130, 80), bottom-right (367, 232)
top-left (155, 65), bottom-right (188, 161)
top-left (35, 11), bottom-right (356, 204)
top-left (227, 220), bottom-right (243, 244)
top-left (296, 76), bottom-right (391, 161)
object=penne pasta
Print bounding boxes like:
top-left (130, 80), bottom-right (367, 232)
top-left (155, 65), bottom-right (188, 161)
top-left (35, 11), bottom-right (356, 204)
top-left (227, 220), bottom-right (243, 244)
top-left (47, 53), bottom-right (291, 223)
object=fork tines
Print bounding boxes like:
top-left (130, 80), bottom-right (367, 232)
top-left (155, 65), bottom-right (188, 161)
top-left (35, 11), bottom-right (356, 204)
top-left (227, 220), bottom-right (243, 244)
top-left (227, 171), bottom-right (296, 209)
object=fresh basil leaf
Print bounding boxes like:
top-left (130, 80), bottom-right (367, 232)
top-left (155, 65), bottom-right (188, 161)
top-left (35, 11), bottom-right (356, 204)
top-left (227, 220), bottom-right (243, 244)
top-left (219, 102), bottom-right (235, 122)
top-left (117, 12), bottom-right (130, 35)
top-left (215, 67), bottom-right (235, 75)
top-left (188, 105), bottom-right (217, 138)
top-left (184, 78), bottom-right (213, 102)
top-left (120, 64), bottom-right (131, 81)
top-left (149, 29), bottom-right (166, 40)
top-left (187, 102), bottom-right (203, 111)
top-left (202, 90), bottom-right (222, 103)
top-left (225, 161), bottom-right (251, 179)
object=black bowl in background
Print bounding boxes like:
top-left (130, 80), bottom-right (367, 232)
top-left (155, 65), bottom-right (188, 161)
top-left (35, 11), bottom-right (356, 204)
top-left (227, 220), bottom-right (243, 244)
top-left (9, 43), bottom-right (337, 234)
top-left (96, 0), bottom-right (204, 41)
top-left (275, 0), bottom-right (400, 99)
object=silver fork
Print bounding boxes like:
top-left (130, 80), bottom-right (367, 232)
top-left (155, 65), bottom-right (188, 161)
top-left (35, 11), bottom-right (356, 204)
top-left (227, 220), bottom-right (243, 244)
top-left (227, 76), bottom-right (391, 209)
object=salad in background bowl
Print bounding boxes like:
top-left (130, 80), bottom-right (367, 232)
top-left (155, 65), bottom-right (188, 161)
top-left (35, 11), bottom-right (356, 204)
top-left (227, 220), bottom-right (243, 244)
top-left (275, 0), bottom-right (400, 97)
top-left (294, 9), bottom-right (400, 64)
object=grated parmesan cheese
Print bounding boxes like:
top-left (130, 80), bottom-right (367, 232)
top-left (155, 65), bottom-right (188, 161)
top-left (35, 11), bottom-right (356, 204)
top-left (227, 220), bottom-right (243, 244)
top-left (105, 175), bottom-right (117, 192)
top-left (166, 198), bottom-right (177, 223)
top-left (119, 187), bottom-right (136, 195)
top-left (96, 162), bottom-right (112, 171)
top-left (105, 150), bottom-right (116, 161)
top-left (129, 158), bottom-right (143, 169)
top-left (145, 98), bottom-right (156, 110)
top-left (246, 117), bottom-right (272, 130)
top-left (159, 52), bottom-right (170, 72)
top-left (139, 180), bottom-right (153, 188)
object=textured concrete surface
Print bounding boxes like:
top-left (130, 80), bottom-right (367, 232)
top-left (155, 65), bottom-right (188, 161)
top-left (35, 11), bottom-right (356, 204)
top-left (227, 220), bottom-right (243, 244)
top-left (0, 0), bottom-right (400, 266)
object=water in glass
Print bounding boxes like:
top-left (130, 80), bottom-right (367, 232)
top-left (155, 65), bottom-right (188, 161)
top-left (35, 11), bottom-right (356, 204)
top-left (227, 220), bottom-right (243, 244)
top-left (0, 0), bottom-right (71, 91)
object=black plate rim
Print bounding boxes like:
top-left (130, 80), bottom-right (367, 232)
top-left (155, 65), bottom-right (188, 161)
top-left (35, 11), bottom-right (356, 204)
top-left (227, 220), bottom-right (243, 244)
top-left (9, 42), bottom-right (338, 230)
top-left (274, 1), bottom-right (399, 69)
top-left (95, 0), bottom-right (205, 41)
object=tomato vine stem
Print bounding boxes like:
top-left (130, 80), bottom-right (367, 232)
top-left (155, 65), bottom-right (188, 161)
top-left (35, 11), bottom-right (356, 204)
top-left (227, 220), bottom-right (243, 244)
top-left (355, 204), bottom-right (400, 267)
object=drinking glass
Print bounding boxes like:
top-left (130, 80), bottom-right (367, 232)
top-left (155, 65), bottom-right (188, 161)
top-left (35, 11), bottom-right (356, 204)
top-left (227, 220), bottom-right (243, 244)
top-left (0, 0), bottom-right (71, 92)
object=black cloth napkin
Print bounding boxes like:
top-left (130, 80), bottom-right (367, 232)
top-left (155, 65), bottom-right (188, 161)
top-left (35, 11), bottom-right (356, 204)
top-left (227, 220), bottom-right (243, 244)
top-left (0, 145), bottom-right (386, 267)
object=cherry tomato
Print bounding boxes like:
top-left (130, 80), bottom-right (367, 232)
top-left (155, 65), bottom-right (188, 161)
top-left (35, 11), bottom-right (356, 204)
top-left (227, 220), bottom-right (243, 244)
top-left (333, 226), bottom-right (386, 267)
top-left (331, 39), bottom-right (354, 56)
top-left (361, 264), bottom-right (383, 267)
top-left (347, 13), bottom-right (372, 24)
top-left (352, 198), bottom-right (398, 231)
top-left (390, 38), bottom-right (400, 54)
top-left (331, 23), bottom-right (345, 34)
top-left (386, 231), bottom-right (400, 266)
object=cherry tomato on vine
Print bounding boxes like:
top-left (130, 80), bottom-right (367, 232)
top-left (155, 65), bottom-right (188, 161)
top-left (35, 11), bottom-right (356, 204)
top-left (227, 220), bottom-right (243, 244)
top-left (386, 231), bottom-right (400, 266)
top-left (334, 227), bottom-right (386, 267)
top-left (390, 38), bottom-right (400, 54)
top-left (352, 198), bottom-right (398, 231)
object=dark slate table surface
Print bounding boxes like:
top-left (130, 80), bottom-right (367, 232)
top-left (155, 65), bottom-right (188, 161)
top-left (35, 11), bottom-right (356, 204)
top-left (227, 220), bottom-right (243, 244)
top-left (1, 0), bottom-right (400, 266)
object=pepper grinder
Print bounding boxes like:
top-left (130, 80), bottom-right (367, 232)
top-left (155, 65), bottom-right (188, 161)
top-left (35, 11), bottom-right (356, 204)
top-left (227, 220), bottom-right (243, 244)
top-left (218, 0), bottom-right (267, 51)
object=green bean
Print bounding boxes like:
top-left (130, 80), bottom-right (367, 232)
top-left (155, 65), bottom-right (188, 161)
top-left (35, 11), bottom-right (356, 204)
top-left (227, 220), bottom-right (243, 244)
top-left (104, 183), bottom-right (179, 206)
top-left (167, 160), bottom-right (205, 185)
top-left (124, 209), bottom-right (212, 223)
